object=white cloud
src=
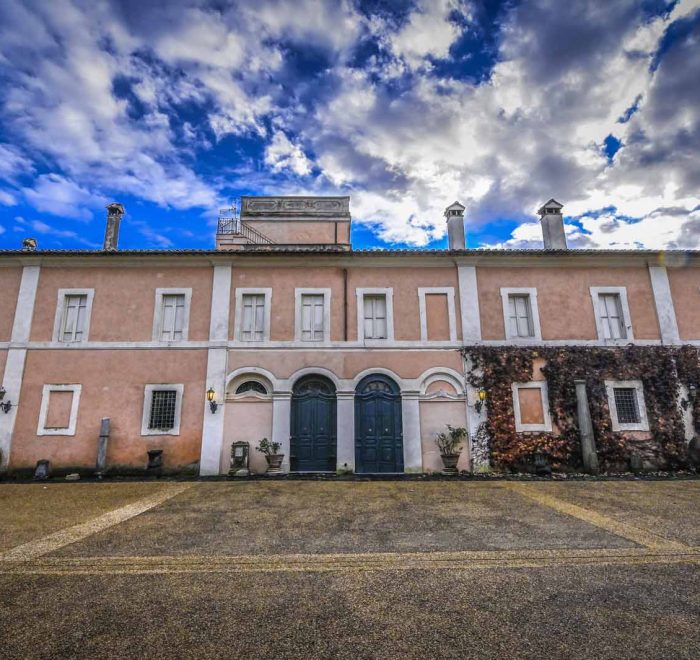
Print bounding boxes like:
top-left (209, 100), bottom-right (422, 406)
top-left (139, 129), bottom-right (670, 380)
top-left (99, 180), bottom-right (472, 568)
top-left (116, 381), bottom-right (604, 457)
top-left (265, 131), bottom-right (312, 177)
top-left (22, 174), bottom-right (105, 220)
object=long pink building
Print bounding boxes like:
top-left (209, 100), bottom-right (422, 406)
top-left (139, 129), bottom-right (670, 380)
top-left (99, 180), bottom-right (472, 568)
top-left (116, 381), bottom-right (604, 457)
top-left (0, 196), bottom-right (698, 476)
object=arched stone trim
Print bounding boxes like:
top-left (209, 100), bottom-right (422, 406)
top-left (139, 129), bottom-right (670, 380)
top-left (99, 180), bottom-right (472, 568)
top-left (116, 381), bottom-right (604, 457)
top-left (351, 367), bottom-right (411, 393)
top-left (284, 366), bottom-right (343, 391)
top-left (225, 367), bottom-right (278, 397)
top-left (417, 367), bottom-right (466, 398)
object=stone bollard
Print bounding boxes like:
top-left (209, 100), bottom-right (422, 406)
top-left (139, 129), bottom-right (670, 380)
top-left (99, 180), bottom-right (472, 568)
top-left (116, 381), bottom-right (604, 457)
top-left (146, 449), bottom-right (164, 476)
top-left (34, 459), bottom-right (50, 480)
top-left (96, 417), bottom-right (110, 478)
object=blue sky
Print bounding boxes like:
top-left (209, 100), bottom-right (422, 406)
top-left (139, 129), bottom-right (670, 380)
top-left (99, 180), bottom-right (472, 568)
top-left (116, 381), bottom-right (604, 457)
top-left (1, 0), bottom-right (699, 251)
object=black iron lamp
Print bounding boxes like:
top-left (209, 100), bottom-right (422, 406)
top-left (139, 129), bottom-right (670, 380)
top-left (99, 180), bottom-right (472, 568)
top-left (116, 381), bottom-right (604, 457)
top-left (206, 387), bottom-right (218, 414)
top-left (0, 385), bottom-right (13, 414)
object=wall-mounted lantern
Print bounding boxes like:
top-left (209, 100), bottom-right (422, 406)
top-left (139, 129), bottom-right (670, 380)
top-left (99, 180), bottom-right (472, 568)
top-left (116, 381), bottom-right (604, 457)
top-left (206, 387), bottom-right (218, 414)
top-left (475, 387), bottom-right (487, 414)
top-left (0, 385), bottom-right (14, 414)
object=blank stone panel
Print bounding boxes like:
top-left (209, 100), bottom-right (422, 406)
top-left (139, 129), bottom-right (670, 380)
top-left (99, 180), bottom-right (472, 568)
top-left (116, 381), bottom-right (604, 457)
top-left (45, 390), bottom-right (74, 429)
top-left (518, 388), bottom-right (545, 426)
top-left (426, 294), bottom-right (450, 341)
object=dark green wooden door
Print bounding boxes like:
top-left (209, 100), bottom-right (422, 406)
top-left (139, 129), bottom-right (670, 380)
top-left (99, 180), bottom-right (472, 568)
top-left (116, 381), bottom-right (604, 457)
top-left (290, 376), bottom-right (336, 472)
top-left (355, 375), bottom-right (403, 473)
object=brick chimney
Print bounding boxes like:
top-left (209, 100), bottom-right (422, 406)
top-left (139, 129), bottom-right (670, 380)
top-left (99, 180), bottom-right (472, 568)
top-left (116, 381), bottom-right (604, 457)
top-left (537, 198), bottom-right (567, 249)
top-left (103, 203), bottom-right (125, 251)
top-left (445, 201), bottom-right (466, 249)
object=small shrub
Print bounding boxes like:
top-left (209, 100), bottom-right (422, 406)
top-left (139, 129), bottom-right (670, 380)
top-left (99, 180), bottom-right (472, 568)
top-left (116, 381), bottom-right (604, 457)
top-left (435, 425), bottom-right (467, 456)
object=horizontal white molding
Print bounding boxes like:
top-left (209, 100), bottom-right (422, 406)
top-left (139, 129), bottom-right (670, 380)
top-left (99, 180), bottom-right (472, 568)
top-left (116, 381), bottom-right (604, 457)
top-left (2, 338), bottom-right (699, 352)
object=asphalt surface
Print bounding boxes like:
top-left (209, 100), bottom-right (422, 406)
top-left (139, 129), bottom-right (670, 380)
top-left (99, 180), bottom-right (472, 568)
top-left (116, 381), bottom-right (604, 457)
top-left (0, 480), bottom-right (699, 659)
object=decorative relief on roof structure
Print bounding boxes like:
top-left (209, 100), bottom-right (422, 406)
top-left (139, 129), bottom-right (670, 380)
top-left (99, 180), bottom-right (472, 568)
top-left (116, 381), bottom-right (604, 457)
top-left (241, 196), bottom-right (350, 217)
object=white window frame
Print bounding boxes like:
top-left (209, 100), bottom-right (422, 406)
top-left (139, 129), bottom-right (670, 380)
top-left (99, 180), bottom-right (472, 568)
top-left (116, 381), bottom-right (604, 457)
top-left (590, 287), bottom-right (634, 343)
top-left (152, 288), bottom-right (192, 342)
top-left (357, 288), bottom-right (394, 342)
top-left (418, 287), bottom-right (457, 342)
top-left (141, 384), bottom-right (184, 436)
top-left (53, 288), bottom-right (94, 343)
top-left (294, 288), bottom-right (331, 343)
top-left (500, 288), bottom-right (542, 341)
top-left (233, 288), bottom-right (272, 343)
top-left (605, 379), bottom-right (649, 431)
top-left (512, 381), bottom-right (552, 432)
top-left (37, 384), bottom-right (82, 436)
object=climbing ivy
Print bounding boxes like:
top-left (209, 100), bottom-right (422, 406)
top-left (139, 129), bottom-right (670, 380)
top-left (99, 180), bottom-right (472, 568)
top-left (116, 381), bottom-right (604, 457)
top-left (461, 345), bottom-right (699, 472)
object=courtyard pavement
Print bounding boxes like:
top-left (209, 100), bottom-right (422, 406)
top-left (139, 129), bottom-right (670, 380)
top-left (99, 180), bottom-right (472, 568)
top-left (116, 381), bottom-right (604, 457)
top-left (1, 479), bottom-right (699, 658)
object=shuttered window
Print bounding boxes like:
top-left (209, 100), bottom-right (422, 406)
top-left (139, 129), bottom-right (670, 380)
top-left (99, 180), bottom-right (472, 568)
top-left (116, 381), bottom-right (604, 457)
top-left (241, 294), bottom-right (266, 341)
top-left (508, 294), bottom-right (534, 338)
top-left (159, 294), bottom-right (186, 341)
top-left (301, 294), bottom-right (325, 341)
top-left (599, 293), bottom-right (626, 339)
top-left (60, 294), bottom-right (88, 343)
top-left (363, 295), bottom-right (387, 339)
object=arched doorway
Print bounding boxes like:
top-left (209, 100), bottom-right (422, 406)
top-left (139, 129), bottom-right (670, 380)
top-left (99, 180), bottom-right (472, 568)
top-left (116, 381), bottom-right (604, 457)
top-left (354, 374), bottom-right (403, 473)
top-left (290, 375), bottom-right (337, 472)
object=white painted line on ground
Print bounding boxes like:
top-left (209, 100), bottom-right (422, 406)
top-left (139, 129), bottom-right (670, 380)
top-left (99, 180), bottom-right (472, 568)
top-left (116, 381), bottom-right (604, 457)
top-left (503, 482), bottom-right (688, 550)
top-left (0, 483), bottom-right (193, 561)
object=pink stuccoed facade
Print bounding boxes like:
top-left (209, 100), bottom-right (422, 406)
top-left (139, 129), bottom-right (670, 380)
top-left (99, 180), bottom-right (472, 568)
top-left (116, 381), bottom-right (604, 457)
top-left (0, 196), bottom-right (698, 476)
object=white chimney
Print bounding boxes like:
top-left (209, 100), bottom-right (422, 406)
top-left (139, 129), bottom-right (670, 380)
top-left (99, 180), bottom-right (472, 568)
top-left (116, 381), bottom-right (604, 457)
top-left (104, 203), bottom-right (125, 251)
top-left (445, 201), bottom-right (466, 249)
top-left (537, 198), bottom-right (567, 249)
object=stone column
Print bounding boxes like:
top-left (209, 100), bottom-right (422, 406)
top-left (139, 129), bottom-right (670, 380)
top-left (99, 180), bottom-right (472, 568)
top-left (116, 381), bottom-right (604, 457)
top-left (575, 379), bottom-right (599, 474)
top-left (0, 263), bottom-right (40, 470)
top-left (199, 264), bottom-right (232, 476)
top-left (401, 392), bottom-right (422, 473)
top-left (271, 393), bottom-right (292, 472)
top-left (336, 391), bottom-right (355, 473)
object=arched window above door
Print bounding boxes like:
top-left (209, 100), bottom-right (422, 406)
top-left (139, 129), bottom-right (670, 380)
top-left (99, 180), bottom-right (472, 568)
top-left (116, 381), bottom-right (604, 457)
top-left (235, 381), bottom-right (268, 396)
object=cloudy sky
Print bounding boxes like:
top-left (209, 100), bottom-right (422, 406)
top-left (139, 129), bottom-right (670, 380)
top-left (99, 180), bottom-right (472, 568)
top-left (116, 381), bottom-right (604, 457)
top-left (0, 0), bottom-right (699, 251)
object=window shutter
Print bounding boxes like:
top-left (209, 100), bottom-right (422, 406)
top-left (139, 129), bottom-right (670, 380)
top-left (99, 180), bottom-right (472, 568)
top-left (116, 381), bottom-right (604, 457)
top-left (241, 294), bottom-right (265, 341)
top-left (253, 295), bottom-right (265, 340)
top-left (61, 294), bottom-right (87, 342)
top-left (600, 294), bottom-right (625, 339)
top-left (301, 294), bottom-right (324, 341)
top-left (242, 295), bottom-right (254, 340)
top-left (508, 294), bottom-right (533, 337)
top-left (374, 295), bottom-right (387, 339)
top-left (160, 294), bottom-right (185, 341)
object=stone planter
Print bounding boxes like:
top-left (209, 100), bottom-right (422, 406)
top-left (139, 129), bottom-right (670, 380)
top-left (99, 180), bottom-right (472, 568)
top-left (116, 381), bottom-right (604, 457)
top-left (265, 453), bottom-right (284, 474)
top-left (440, 453), bottom-right (461, 476)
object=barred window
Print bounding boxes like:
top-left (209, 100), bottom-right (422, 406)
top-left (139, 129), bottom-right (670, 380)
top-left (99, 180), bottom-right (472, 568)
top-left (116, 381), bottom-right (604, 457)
top-left (149, 390), bottom-right (177, 430)
top-left (613, 388), bottom-right (640, 425)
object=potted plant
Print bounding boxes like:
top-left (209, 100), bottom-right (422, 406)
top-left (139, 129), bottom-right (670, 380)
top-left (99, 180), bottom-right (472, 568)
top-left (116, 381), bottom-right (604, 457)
top-left (256, 437), bottom-right (284, 474)
top-left (435, 425), bottom-right (467, 475)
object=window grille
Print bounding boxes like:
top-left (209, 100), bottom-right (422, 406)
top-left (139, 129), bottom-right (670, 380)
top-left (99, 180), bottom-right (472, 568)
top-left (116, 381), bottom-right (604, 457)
top-left (160, 294), bottom-right (186, 341)
top-left (149, 390), bottom-right (177, 430)
top-left (60, 294), bottom-right (88, 342)
top-left (363, 295), bottom-right (387, 339)
top-left (301, 294), bottom-right (325, 341)
top-left (613, 388), bottom-right (640, 425)
top-left (241, 294), bottom-right (265, 341)
top-left (508, 294), bottom-right (534, 337)
top-left (599, 293), bottom-right (626, 339)
top-left (235, 381), bottom-right (267, 395)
